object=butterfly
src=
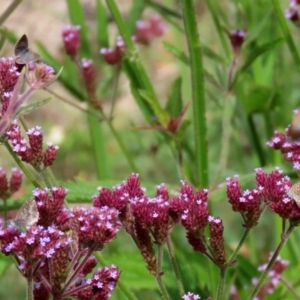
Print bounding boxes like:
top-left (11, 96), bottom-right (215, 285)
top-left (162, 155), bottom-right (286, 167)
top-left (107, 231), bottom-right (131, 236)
top-left (14, 34), bottom-right (40, 64)
top-left (6, 198), bottom-right (39, 228)
top-left (287, 181), bottom-right (300, 206)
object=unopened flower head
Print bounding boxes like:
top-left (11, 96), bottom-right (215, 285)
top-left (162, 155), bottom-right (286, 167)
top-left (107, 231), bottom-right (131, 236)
top-left (62, 25), bottom-right (81, 57)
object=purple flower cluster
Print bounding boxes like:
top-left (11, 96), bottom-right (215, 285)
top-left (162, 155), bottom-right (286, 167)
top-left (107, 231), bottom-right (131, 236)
top-left (0, 184), bottom-right (121, 300)
top-left (267, 111), bottom-right (300, 171)
top-left (227, 167), bottom-right (300, 222)
top-left (6, 121), bottom-right (58, 168)
top-left (0, 167), bottom-right (23, 200)
top-left (62, 14), bottom-right (167, 67)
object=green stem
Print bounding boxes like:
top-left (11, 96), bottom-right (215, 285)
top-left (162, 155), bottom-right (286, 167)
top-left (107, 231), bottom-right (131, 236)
top-left (216, 267), bottom-right (226, 300)
top-left (228, 228), bottom-right (251, 265)
top-left (86, 111), bottom-right (109, 179)
top-left (2, 198), bottom-right (7, 221)
top-left (180, 0), bottom-right (208, 188)
top-left (166, 235), bottom-right (185, 296)
top-left (35, 167), bottom-right (52, 188)
top-left (248, 225), bottom-right (295, 300)
top-left (272, 0), bottom-right (300, 76)
top-left (44, 167), bottom-right (57, 187)
top-left (4, 141), bottom-right (40, 188)
top-left (105, 119), bottom-right (139, 173)
top-left (156, 245), bottom-right (171, 300)
top-left (0, 0), bottom-right (22, 25)
top-left (210, 94), bottom-right (235, 189)
top-left (27, 277), bottom-right (33, 300)
top-left (96, 254), bottom-right (138, 300)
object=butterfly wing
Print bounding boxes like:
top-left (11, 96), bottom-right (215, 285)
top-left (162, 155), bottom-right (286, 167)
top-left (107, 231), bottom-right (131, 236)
top-left (15, 51), bottom-right (40, 64)
top-left (14, 34), bottom-right (28, 56)
top-left (15, 198), bottom-right (39, 226)
top-left (14, 34), bottom-right (40, 64)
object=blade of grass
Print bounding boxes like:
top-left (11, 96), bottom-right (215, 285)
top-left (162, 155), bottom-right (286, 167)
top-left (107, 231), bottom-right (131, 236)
top-left (180, 0), bottom-right (208, 188)
top-left (127, 0), bottom-right (146, 34)
top-left (96, 0), bottom-right (109, 48)
top-left (272, 0), bottom-right (300, 76)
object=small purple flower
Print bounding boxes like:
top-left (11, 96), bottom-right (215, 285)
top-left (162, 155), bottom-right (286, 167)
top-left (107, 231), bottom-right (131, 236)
top-left (62, 25), bottom-right (81, 57)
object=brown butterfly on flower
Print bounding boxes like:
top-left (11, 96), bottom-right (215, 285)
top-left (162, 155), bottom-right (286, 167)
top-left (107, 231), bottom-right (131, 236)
top-left (6, 198), bottom-right (39, 228)
top-left (14, 34), bottom-right (40, 64)
top-left (287, 181), bottom-right (300, 206)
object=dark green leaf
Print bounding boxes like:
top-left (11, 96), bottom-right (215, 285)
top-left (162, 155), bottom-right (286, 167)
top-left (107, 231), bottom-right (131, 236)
top-left (122, 57), bottom-right (154, 123)
top-left (166, 76), bottom-right (183, 118)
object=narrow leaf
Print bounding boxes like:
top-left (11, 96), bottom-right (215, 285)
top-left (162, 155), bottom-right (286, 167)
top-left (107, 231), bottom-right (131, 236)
top-left (163, 41), bottom-right (189, 65)
top-left (166, 76), bottom-right (183, 118)
top-left (138, 89), bottom-right (170, 126)
top-left (96, 0), bottom-right (109, 48)
top-left (15, 97), bottom-right (52, 118)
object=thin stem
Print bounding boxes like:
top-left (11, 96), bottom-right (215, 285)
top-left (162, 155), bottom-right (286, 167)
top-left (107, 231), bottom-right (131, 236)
top-left (210, 94), bottom-right (235, 189)
top-left (166, 235), bottom-right (185, 296)
top-left (280, 277), bottom-right (300, 300)
top-left (45, 88), bottom-right (99, 118)
top-left (228, 228), bottom-right (251, 265)
top-left (0, 0), bottom-right (22, 25)
top-left (44, 167), bottom-right (57, 187)
top-left (216, 267), bottom-right (226, 300)
top-left (155, 245), bottom-right (171, 300)
top-left (96, 254), bottom-right (139, 300)
top-left (2, 199), bottom-right (7, 221)
top-left (248, 225), bottom-right (295, 300)
top-left (60, 245), bottom-right (97, 296)
top-left (180, 0), bottom-right (208, 188)
top-left (34, 166), bottom-right (52, 188)
top-left (27, 277), bottom-right (33, 300)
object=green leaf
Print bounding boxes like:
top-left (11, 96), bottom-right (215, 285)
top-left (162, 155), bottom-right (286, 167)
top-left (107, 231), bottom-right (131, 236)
top-left (176, 119), bottom-right (191, 141)
top-left (127, 0), bottom-right (146, 34)
top-left (138, 89), bottom-right (170, 127)
top-left (202, 44), bottom-right (226, 63)
top-left (163, 41), bottom-right (189, 65)
top-left (122, 58), bottom-right (154, 123)
top-left (146, 0), bottom-right (182, 19)
top-left (0, 253), bottom-right (12, 277)
top-left (96, 0), bottom-right (109, 48)
top-left (66, 0), bottom-right (91, 58)
top-left (241, 85), bottom-right (280, 115)
top-left (15, 97), bottom-right (52, 118)
top-left (166, 76), bottom-right (183, 118)
top-left (240, 38), bottom-right (284, 73)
